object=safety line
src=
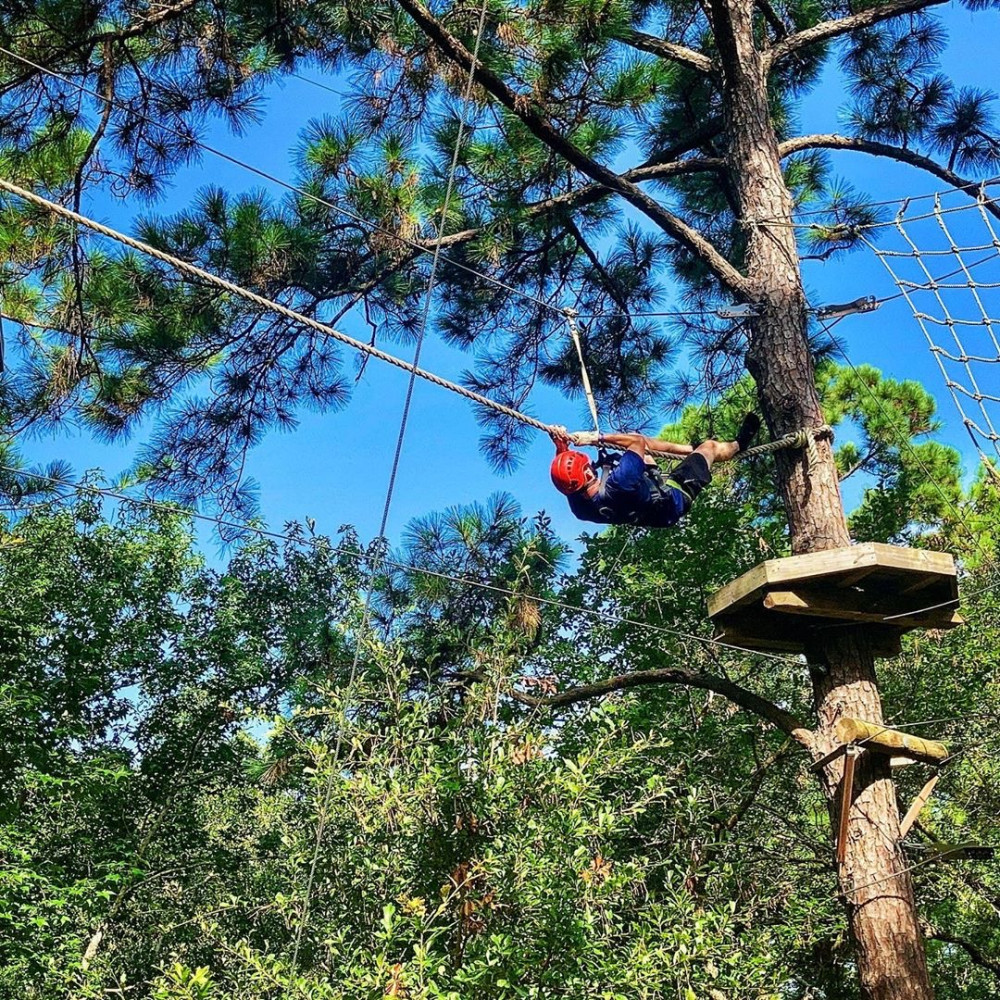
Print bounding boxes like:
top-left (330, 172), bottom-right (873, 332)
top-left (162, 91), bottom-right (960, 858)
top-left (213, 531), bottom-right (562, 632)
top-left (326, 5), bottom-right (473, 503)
top-left (287, 71), bottom-right (351, 98)
top-left (769, 189), bottom-right (1000, 233)
top-left (564, 307), bottom-right (601, 435)
top-left (774, 177), bottom-right (1000, 221)
top-left (0, 462), bottom-right (803, 666)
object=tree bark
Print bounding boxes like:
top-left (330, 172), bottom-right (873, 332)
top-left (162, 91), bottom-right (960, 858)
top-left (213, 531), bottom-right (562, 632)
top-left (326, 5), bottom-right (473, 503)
top-left (709, 0), bottom-right (935, 996)
top-left (809, 634), bottom-right (934, 998)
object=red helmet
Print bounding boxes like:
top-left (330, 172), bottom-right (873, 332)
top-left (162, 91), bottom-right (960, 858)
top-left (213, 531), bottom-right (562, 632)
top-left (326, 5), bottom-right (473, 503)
top-left (550, 439), bottom-right (596, 495)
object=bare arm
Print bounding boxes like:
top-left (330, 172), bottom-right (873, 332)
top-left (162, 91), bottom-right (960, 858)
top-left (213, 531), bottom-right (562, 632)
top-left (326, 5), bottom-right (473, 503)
top-left (597, 432), bottom-right (694, 457)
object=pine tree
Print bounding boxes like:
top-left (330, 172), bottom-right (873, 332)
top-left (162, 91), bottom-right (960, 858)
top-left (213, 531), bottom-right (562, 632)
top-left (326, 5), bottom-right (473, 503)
top-left (3, 1), bottom-right (1000, 995)
top-left (282, 2), bottom-right (995, 996)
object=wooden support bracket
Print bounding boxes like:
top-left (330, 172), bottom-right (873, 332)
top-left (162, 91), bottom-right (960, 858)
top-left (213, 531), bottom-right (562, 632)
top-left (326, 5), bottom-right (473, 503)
top-left (810, 742), bottom-right (847, 774)
top-left (836, 746), bottom-right (862, 865)
top-left (763, 589), bottom-right (963, 629)
top-left (899, 774), bottom-right (940, 839)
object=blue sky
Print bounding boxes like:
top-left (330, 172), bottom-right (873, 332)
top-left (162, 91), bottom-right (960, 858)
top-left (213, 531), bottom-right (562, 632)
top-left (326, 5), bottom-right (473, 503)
top-left (18, 3), bottom-right (1000, 552)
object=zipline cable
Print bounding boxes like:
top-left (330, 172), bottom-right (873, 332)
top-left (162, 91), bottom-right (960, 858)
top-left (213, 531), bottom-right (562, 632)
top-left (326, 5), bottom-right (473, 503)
top-left (289, 0), bottom-right (493, 969)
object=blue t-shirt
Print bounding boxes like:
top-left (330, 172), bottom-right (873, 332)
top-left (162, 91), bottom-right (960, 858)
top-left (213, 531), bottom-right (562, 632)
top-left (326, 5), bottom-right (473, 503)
top-left (567, 451), bottom-right (688, 528)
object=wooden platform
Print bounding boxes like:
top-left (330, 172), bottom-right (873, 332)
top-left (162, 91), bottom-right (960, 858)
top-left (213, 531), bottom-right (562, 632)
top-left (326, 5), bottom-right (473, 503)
top-left (708, 543), bottom-right (961, 657)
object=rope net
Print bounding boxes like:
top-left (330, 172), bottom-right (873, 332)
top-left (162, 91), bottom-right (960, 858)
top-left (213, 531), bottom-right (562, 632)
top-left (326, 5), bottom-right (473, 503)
top-left (865, 188), bottom-right (1000, 475)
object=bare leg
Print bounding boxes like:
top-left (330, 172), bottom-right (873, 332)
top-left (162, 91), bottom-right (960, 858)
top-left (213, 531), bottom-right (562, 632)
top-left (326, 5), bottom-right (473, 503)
top-left (693, 438), bottom-right (740, 469)
top-left (695, 414), bottom-right (760, 468)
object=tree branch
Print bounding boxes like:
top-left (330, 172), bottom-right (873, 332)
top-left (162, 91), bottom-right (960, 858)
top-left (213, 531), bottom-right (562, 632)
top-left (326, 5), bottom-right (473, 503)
top-left (1, 0), bottom-right (200, 95)
top-left (778, 134), bottom-right (1000, 221)
top-left (922, 924), bottom-right (1000, 978)
top-left (393, 0), bottom-right (752, 298)
top-left (620, 29), bottom-right (715, 75)
top-left (511, 665), bottom-right (814, 749)
top-left (563, 215), bottom-right (631, 313)
top-left (715, 739), bottom-right (796, 833)
top-left (754, 0), bottom-right (788, 41)
top-left (419, 148), bottom-right (725, 250)
top-left (766, 0), bottom-right (950, 70)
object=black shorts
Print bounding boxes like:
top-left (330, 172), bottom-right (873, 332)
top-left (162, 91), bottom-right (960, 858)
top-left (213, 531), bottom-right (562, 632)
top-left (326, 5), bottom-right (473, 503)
top-left (664, 453), bottom-right (712, 507)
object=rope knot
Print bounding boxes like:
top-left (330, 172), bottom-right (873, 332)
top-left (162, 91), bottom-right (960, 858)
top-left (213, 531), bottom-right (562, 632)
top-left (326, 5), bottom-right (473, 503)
top-left (737, 424), bottom-right (834, 465)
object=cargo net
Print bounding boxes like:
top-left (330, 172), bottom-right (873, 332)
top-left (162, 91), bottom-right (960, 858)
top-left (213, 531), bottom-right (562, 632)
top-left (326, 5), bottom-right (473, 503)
top-left (864, 185), bottom-right (1000, 475)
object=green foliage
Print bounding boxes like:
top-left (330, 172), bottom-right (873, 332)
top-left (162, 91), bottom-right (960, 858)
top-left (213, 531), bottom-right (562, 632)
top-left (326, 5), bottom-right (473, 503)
top-left (1, 416), bottom-right (999, 998)
top-left (2, 3), bottom-right (1000, 996)
top-left (821, 362), bottom-right (963, 542)
top-left (2, 0), bottom-right (996, 497)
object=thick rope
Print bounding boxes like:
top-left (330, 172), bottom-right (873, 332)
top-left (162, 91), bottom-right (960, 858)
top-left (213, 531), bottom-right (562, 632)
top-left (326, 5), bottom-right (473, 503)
top-left (738, 424), bottom-right (833, 466)
top-left (0, 176), bottom-right (560, 437)
top-left (0, 178), bottom-right (839, 471)
top-left (563, 307), bottom-right (601, 435)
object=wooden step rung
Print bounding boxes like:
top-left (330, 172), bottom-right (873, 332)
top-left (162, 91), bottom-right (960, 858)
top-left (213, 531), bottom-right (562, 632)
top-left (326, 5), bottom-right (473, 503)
top-left (835, 718), bottom-right (948, 766)
top-left (899, 775), bottom-right (940, 838)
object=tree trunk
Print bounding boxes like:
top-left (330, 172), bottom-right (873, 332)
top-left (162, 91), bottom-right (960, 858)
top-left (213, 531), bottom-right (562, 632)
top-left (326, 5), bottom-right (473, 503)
top-left (707, 0), bottom-right (935, 996)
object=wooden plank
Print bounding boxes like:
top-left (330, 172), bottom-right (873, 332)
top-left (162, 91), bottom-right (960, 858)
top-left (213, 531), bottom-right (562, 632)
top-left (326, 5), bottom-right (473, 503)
top-left (708, 548), bottom-right (877, 617)
top-left (708, 543), bottom-right (957, 620)
top-left (762, 589), bottom-right (964, 629)
top-left (837, 748), bottom-right (859, 865)
top-left (835, 567), bottom-right (879, 588)
top-left (707, 562), bottom-right (770, 617)
top-left (761, 545), bottom-right (879, 589)
top-left (868, 542), bottom-right (957, 577)
top-left (899, 774), bottom-right (940, 838)
top-left (898, 574), bottom-right (941, 596)
top-left (809, 743), bottom-right (848, 773)
top-left (714, 624), bottom-right (901, 658)
top-left (834, 718), bottom-right (948, 766)
top-left (712, 628), bottom-right (805, 654)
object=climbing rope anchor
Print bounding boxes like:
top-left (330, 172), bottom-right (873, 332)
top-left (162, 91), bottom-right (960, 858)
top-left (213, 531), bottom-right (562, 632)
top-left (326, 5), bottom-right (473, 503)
top-left (738, 424), bottom-right (835, 466)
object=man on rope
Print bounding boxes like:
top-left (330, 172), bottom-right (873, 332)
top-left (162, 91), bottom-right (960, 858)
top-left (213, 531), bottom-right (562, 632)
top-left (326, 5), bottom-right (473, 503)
top-left (549, 415), bottom-right (760, 528)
